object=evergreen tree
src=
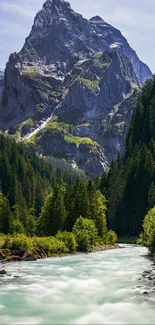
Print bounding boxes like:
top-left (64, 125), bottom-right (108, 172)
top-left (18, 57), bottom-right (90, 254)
top-left (0, 192), bottom-right (12, 234)
top-left (37, 187), bottom-right (66, 236)
top-left (148, 183), bottom-right (155, 210)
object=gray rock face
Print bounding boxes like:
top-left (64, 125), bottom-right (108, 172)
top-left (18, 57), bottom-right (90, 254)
top-left (0, 0), bottom-right (152, 175)
top-left (0, 69), bottom-right (4, 97)
top-left (89, 16), bottom-right (152, 84)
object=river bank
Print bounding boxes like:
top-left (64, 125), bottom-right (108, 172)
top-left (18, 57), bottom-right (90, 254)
top-left (0, 244), bottom-right (121, 265)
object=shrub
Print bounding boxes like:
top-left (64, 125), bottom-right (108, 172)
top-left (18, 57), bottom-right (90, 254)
top-left (3, 234), bottom-right (34, 252)
top-left (150, 234), bottom-right (155, 254)
top-left (3, 235), bottom-right (68, 256)
top-left (0, 234), bottom-right (6, 249)
top-left (56, 231), bottom-right (77, 253)
top-left (31, 236), bottom-right (67, 256)
top-left (106, 230), bottom-right (118, 245)
top-left (73, 216), bottom-right (98, 252)
top-left (138, 206), bottom-right (155, 248)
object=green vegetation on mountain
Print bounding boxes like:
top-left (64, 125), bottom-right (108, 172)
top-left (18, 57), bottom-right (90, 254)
top-left (77, 78), bottom-right (99, 92)
top-left (22, 71), bottom-right (37, 78)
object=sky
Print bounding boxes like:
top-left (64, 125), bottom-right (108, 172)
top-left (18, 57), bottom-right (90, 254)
top-left (0, 0), bottom-right (155, 72)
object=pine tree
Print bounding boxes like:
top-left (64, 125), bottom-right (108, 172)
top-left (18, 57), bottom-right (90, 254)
top-left (148, 183), bottom-right (155, 210)
top-left (149, 96), bottom-right (155, 139)
top-left (0, 192), bottom-right (12, 234)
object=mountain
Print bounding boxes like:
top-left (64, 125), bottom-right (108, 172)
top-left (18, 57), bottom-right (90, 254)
top-left (0, 69), bottom-right (4, 91)
top-left (0, 0), bottom-right (152, 175)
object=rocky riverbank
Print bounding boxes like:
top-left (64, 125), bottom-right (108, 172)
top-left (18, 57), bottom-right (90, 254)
top-left (0, 244), bottom-right (121, 266)
top-left (137, 255), bottom-right (155, 295)
top-left (0, 248), bottom-right (47, 263)
top-left (87, 244), bottom-right (121, 253)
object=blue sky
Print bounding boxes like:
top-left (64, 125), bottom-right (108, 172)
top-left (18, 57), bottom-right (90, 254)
top-left (0, 0), bottom-right (155, 72)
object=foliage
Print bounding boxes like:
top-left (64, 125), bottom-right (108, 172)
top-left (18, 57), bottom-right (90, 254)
top-left (138, 207), bottom-right (155, 248)
top-left (3, 234), bottom-right (34, 252)
top-left (31, 236), bottom-right (67, 256)
top-left (40, 117), bottom-right (99, 148)
top-left (89, 188), bottom-right (107, 239)
top-left (22, 71), bottom-right (37, 78)
top-left (56, 231), bottom-right (77, 253)
top-left (0, 134), bottom-right (117, 251)
top-left (0, 234), bottom-right (6, 249)
top-left (64, 133), bottom-right (99, 147)
top-left (101, 77), bottom-right (155, 238)
top-left (78, 77), bottom-right (99, 92)
top-left (0, 192), bottom-right (12, 234)
top-left (3, 234), bottom-right (68, 256)
top-left (118, 237), bottom-right (137, 244)
top-left (15, 118), bottom-right (34, 130)
top-left (106, 230), bottom-right (118, 245)
top-left (10, 220), bottom-right (25, 235)
top-left (73, 216), bottom-right (98, 251)
top-left (37, 187), bottom-right (67, 236)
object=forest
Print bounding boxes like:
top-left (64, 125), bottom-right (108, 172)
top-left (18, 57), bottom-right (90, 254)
top-left (102, 76), bottom-right (155, 253)
top-left (0, 135), bottom-right (116, 254)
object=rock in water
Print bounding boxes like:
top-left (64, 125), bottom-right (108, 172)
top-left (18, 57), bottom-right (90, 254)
top-left (0, 0), bottom-right (152, 175)
top-left (0, 269), bottom-right (7, 275)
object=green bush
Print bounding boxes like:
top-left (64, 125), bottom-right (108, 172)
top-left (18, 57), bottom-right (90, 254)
top-left (31, 236), bottom-right (68, 256)
top-left (138, 206), bottom-right (155, 248)
top-left (3, 234), bottom-right (34, 252)
top-left (150, 234), bottom-right (155, 254)
top-left (3, 235), bottom-right (68, 256)
top-left (56, 231), bottom-right (77, 253)
top-left (106, 230), bottom-right (118, 245)
top-left (73, 216), bottom-right (98, 252)
top-left (0, 234), bottom-right (6, 249)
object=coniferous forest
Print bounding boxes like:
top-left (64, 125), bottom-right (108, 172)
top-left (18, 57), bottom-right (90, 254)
top-left (0, 135), bottom-right (117, 255)
top-left (102, 76), bottom-right (155, 252)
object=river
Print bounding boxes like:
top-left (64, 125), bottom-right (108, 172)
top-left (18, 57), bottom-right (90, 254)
top-left (0, 245), bottom-right (155, 324)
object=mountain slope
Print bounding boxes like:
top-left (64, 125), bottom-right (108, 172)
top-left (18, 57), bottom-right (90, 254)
top-left (0, 69), bottom-right (4, 95)
top-left (0, 0), bottom-right (152, 175)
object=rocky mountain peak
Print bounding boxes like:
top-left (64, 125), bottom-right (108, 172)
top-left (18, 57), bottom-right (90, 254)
top-left (42, 0), bottom-right (72, 15)
top-left (89, 16), bottom-right (104, 22)
top-left (33, 0), bottom-right (80, 29)
top-left (0, 0), bottom-right (153, 175)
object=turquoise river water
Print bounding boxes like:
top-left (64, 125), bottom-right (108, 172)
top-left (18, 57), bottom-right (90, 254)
top-left (0, 245), bottom-right (155, 324)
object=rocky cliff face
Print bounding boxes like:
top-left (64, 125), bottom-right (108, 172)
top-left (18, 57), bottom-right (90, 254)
top-left (0, 0), bottom-right (152, 175)
top-left (0, 69), bottom-right (4, 90)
